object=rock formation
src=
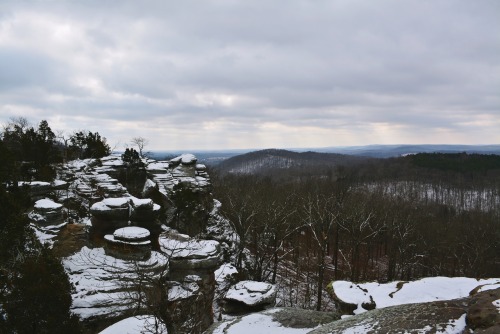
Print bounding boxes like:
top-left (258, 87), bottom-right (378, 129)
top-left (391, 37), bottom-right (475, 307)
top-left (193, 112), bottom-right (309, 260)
top-left (30, 198), bottom-right (65, 226)
top-left (310, 288), bottom-right (500, 334)
top-left (39, 153), bottom-right (228, 333)
top-left (223, 280), bottom-right (277, 314)
top-left (205, 307), bottom-right (340, 334)
top-left (104, 226), bottom-right (152, 260)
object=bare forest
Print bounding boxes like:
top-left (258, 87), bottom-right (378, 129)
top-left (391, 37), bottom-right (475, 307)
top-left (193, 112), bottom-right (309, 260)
top-left (211, 153), bottom-right (500, 311)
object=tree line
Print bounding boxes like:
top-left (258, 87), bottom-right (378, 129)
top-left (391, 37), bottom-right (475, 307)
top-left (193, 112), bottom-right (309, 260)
top-left (1, 117), bottom-right (111, 182)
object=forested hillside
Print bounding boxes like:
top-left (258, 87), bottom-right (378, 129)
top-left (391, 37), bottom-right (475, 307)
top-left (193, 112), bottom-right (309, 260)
top-left (215, 149), bottom-right (370, 176)
top-left (211, 151), bottom-right (500, 310)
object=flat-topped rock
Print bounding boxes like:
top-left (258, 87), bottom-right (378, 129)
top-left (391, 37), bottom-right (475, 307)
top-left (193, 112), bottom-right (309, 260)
top-left (90, 198), bottom-right (131, 233)
top-left (102, 197), bottom-right (130, 208)
top-left (113, 226), bottom-right (150, 242)
top-left (159, 236), bottom-right (220, 270)
top-left (328, 277), bottom-right (500, 315)
top-left (195, 164), bottom-right (206, 171)
top-left (130, 197), bottom-right (154, 210)
top-left (223, 280), bottom-right (277, 313)
top-left (30, 198), bottom-right (65, 226)
top-left (146, 161), bottom-right (170, 173)
top-left (52, 179), bottom-right (68, 190)
top-left (34, 198), bottom-right (63, 212)
top-left (19, 181), bottom-right (52, 199)
top-left (104, 227), bottom-right (152, 260)
top-left (170, 153), bottom-right (197, 166)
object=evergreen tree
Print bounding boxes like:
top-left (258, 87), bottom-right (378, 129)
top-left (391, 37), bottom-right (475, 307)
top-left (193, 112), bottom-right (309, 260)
top-left (0, 135), bottom-right (81, 333)
top-left (69, 131), bottom-right (111, 159)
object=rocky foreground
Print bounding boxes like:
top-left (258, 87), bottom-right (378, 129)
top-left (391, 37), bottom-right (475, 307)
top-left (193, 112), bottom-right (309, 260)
top-left (203, 286), bottom-right (500, 334)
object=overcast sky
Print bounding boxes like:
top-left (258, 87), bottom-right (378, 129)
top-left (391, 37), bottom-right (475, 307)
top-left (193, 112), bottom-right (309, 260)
top-left (1, 0), bottom-right (499, 151)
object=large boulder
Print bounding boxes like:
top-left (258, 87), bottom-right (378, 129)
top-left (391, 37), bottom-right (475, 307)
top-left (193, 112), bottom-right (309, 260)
top-left (104, 226), bottom-right (152, 260)
top-left (159, 234), bottom-right (221, 273)
top-left (129, 197), bottom-right (161, 230)
top-left (467, 287), bottom-right (500, 332)
top-left (30, 198), bottom-right (65, 226)
top-left (90, 197), bottom-right (130, 233)
top-left (223, 280), bottom-right (277, 314)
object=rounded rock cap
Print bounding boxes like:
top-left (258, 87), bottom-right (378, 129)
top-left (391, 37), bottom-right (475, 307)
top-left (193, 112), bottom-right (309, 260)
top-left (113, 226), bottom-right (151, 242)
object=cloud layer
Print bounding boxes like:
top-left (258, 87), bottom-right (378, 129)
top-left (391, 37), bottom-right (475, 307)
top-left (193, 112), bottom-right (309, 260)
top-left (1, 0), bottom-right (499, 150)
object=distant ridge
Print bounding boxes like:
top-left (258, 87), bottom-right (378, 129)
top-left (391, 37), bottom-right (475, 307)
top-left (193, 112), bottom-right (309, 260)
top-left (215, 149), bottom-right (369, 174)
top-left (147, 145), bottom-right (500, 166)
top-left (314, 144), bottom-right (500, 158)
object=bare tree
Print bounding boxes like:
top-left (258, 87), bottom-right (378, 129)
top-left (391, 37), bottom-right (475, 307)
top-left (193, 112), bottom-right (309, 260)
top-left (131, 137), bottom-right (149, 158)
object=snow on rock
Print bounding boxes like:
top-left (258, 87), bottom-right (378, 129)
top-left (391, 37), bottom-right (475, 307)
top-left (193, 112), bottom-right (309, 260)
top-left (215, 263), bottom-right (238, 285)
top-left (168, 281), bottom-right (200, 301)
top-left (113, 226), bottom-right (150, 241)
top-left (30, 198), bottom-right (65, 226)
top-left (90, 197), bottom-right (130, 232)
top-left (329, 276), bottom-right (500, 315)
top-left (101, 159), bottom-right (124, 167)
top-left (103, 197), bottom-right (130, 208)
top-left (196, 164), bottom-right (207, 171)
top-left (52, 179), bottom-right (68, 189)
top-left (30, 222), bottom-right (67, 246)
top-left (160, 237), bottom-right (219, 259)
top-left (99, 315), bottom-right (167, 334)
top-left (90, 197), bottom-right (132, 212)
top-left (18, 181), bottom-right (52, 198)
top-left (142, 178), bottom-right (158, 197)
top-left (170, 153), bottom-right (197, 165)
top-left (493, 299), bottom-right (500, 312)
top-left (34, 198), bottom-right (63, 210)
top-left (224, 280), bottom-right (277, 311)
top-left (206, 308), bottom-right (336, 334)
top-left (129, 197), bottom-right (153, 209)
top-left (63, 246), bottom-right (168, 321)
top-left (146, 161), bottom-right (170, 173)
top-left (159, 236), bottom-right (220, 270)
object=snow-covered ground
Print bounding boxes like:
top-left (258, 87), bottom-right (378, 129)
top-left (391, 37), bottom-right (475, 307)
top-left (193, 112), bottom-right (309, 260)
top-left (211, 309), bottom-right (314, 334)
top-left (331, 276), bottom-right (500, 314)
top-left (99, 315), bottom-right (167, 334)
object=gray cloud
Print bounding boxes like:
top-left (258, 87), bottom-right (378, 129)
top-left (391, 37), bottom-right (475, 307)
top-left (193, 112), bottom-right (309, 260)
top-left (0, 0), bottom-right (498, 150)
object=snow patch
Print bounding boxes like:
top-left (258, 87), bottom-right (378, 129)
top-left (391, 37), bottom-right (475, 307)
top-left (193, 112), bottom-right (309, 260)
top-left (331, 277), bottom-right (500, 314)
top-left (34, 198), bottom-right (63, 210)
top-left (99, 315), bottom-right (167, 334)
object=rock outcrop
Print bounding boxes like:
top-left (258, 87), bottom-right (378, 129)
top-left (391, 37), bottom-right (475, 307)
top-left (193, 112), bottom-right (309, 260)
top-left (31, 153), bottom-right (232, 334)
top-left (205, 307), bottom-right (340, 334)
top-left (223, 280), bottom-right (277, 314)
top-left (467, 287), bottom-right (500, 333)
top-left (310, 288), bottom-right (500, 334)
top-left (159, 231), bottom-right (221, 332)
top-left (30, 198), bottom-right (65, 226)
top-left (104, 226), bottom-right (152, 260)
top-left (328, 277), bottom-right (500, 315)
top-left (90, 197), bottom-right (130, 233)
